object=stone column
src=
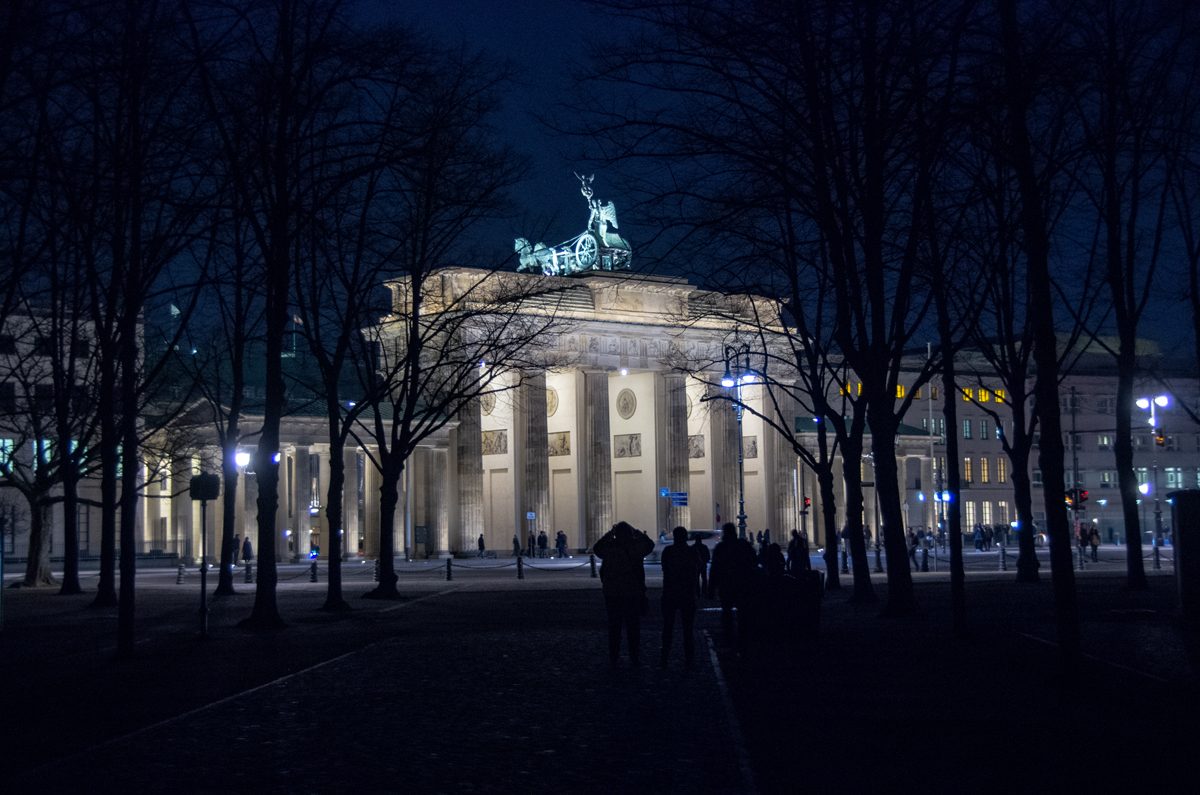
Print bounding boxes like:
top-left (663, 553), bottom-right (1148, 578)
top-left (708, 388), bottom-right (739, 529)
top-left (429, 448), bottom-right (450, 557)
top-left (520, 373), bottom-right (551, 538)
top-left (456, 398), bottom-right (485, 552)
top-left (583, 370), bottom-right (613, 547)
top-left (363, 452), bottom-right (380, 558)
top-left (661, 373), bottom-right (691, 530)
top-left (292, 446), bottom-right (311, 562)
top-left (773, 408), bottom-right (797, 535)
top-left (342, 447), bottom-right (361, 559)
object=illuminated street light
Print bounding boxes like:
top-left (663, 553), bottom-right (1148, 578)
top-left (1136, 394), bottom-right (1169, 569)
top-left (723, 343), bottom-right (756, 540)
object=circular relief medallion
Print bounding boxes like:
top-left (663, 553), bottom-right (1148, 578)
top-left (546, 387), bottom-right (559, 418)
top-left (480, 393), bottom-right (496, 416)
top-left (616, 388), bottom-right (637, 420)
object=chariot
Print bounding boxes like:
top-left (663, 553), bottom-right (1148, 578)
top-left (515, 174), bottom-right (632, 276)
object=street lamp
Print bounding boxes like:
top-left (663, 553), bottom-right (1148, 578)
top-left (1135, 394), bottom-right (1168, 569)
top-left (722, 344), bottom-right (757, 541)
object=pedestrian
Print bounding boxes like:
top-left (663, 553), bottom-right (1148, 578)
top-left (1088, 526), bottom-right (1100, 562)
top-left (537, 530), bottom-right (549, 558)
top-left (527, 531), bottom-right (536, 558)
top-left (477, 533), bottom-right (486, 558)
top-left (232, 534), bottom-right (241, 565)
top-left (593, 520), bottom-right (654, 667)
top-left (556, 530), bottom-right (568, 558)
top-left (660, 526), bottom-right (700, 667)
top-left (974, 524), bottom-right (984, 551)
top-left (983, 525), bottom-right (993, 551)
top-left (907, 529), bottom-right (918, 572)
top-left (512, 534), bottom-right (522, 557)
top-left (241, 535), bottom-right (253, 563)
top-left (708, 522), bottom-right (757, 653)
top-left (692, 533), bottom-right (711, 595)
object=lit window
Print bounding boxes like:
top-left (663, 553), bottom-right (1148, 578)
top-left (980, 458), bottom-right (990, 484)
top-left (963, 457), bottom-right (973, 482)
top-left (962, 419), bottom-right (972, 440)
top-left (0, 438), bottom-right (13, 471)
top-left (980, 419), bottom-right (989, 440)
top-left (961, 387), bottom-right (973, 401)
top-left (1166, 467), bottom-right (1184, 489)
top-left (896, 384), bottom-right (906, 399)
top-left (1097, 434), bottom-right (1112, 450)
top-left (913, 387), bottom-right (923, 400)
top-left (997, 457), bottom-right (1007, 484)
top-left (931, 387), bottom-right (939, 401)
top-left (994, 389), bottom-right (1006, 404)
top-left (978, 388), bottom-right (990, 403)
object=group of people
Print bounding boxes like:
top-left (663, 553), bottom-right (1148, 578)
top-left (228, 534), bottom-right (253, 565)
top-left (510, 530), bottom-right (571, 558)
top-left (593, 521), bottom-right (820, 669)
top-left (1077, 525), bottom-right (1102, 561)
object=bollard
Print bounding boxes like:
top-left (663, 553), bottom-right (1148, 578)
top-left (920, 545), bottom-right (929, 573)
top-left (446, 558), bottom-right (453, 581)
top-left (1078, 545), bottom-right (1086, 571)
top-left (244, 562), bottom-right (254, 584)
top-left (840, 544), bottom-right (849, 575)
top-left (873, 543), bottom-right (883, 574)
top-left (999, 543), bottom-right (1007, 572)
top-left (374, 559), bottom-right (380, 582)
top-left (310, 560), bottom-right (318, 583)
top-left (590, 553), bottom-right (598, 578)
top-left (176, 563), bottom-right (186, 584)
top-left (517, 555), bottom-right (524, 580)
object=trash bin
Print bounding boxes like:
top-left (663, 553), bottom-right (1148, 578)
top-left (1170, 489), bottom-right (1200, 624)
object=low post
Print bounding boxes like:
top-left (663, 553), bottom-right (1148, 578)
top-left (309, 560), bottom-right (318, 583)
top-left (188, 473), bottom-right (220, 640)
top-left (1078, 544), bottom-right (1086, 571)
top-left (373, 559), bottom-right (380, 582)
top-left (999, 543), bottom-right (1007, 572)
top-left (840, 542), bottom-right (849, 575)
top-left (873, 542), bottom-right (883, 574)
top-left (446, 558), bottom-right (453, 581)
top-left (920, 544), bottom-right (929, 573)
top-left (590, 553), bottom-right (597, 578)
top-left (517, 554), bottom-right (525, 580)
top-left (176, 563), bottom-right (186, 585)
top-left (244, 562), bottom-right (254, 584)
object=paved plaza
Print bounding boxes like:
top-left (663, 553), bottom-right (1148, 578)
top-left (1, 556), bottom-right (1197, 792)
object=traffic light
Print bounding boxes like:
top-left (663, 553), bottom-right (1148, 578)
top-left (803, 496), bottom-right (812, 509)
top-left (1078, 489), bottom-right (1089, 507)
top-left (1064, 488), bottom-right (1077, 509)
top-left (1155, 427), bottom-right (1166, 447)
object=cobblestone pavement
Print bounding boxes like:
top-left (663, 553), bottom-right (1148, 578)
top-left (2, 565), bottom-right (1198, 792)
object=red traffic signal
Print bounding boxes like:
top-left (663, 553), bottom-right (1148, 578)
top-left (803, 496), bottom-right (812, 508)
top-left (1078, 489), bottom-right (1089, 506)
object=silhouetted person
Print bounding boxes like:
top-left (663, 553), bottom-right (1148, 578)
top-left (660, 526), bottom-right (700, 667)
top-left (512, 534), bottom-right (522, 557)
top-left (477, 533), bottom-right (486, 557)
top-left (537, 530), bottom-right (549, 558)
top-left (556, 530), bottom-right (568, 558)
top-left (708, 522), bottom-right (756, 651)
top-left (745, 543), bottom-right (802, 661)
top-left (232, 534), bottom-right (241, 565)
top-left (692, 534), bottom-right (710, 595)
top-left (241, 535), bottom-right (253, 563)
top-left (907, 529), bottom-right (918, 571)
top-left (593, 520), bottom-right (654, 666)
top-left (527, 531), bottom-right (536, 558)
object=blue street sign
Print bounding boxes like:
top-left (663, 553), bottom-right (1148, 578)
top-left (526, 511), bottom-right (536, 520)
top-left (670, 497), bottom-right (688, 506)
top-left (660, 487), bottom-right (669, 497)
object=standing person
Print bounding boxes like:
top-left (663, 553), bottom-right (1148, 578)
top-left (660, 526), bottom-right (700, 668)
top-left (708, 522), bottom-right (757, 651)
top-left (241, 535), bottom-right (253, 564)
top-left (1088, 526), bottom-right (1100, 562)
top-left (527, 530), bottom-right (536, 558)
top-left (232, 534), bottom-right (241, 565)
top-left (512, 534), bottom-right (522, 557)
top-left (907, 529), bottom-right (918, 572)
top-left (556, 530), bottom-right (568, 558)
top-left (692, 534), bottom-right (711, 595)
top-left (537, 530), bottom-right (549, 558)
top-left (477, 533), bottom-right (486, 558)
top-left (593, 521), bottom-right (654, 667)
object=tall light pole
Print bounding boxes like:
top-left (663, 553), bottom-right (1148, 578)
top-left (722, 344), bottom-right (755, 540)
top-left (1135, 394), bottom-right (1168, 570)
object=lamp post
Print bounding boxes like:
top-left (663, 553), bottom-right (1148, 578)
top-left (722, 344), bottom-right (755, 541)
top-left (1135, 395), bottom-right (1168, 570)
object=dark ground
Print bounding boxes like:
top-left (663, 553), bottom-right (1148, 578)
top-left (1, 564), bottom-right (1197, 793)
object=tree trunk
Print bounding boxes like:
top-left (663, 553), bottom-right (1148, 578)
top-left (58, 466), bottom-right (82, 595)
top-left (365, 456), bottom-right (401, 599)
top-left (322, 437), bottom-right (349, 611)
top-left (1009, 446), bottom-right (1040, 583)
top-left (19, 496), bottom-right (54, 587)
top-left (937, 341), bottom-right (967, 635)
top-left (92, 381), bottom-right (118, 607)
top-left (1114, 343), bottom-right (1148, 589)
top-left (868, 412), bottom-right (916, 617)
top-left (815, 418), bottom-right (839, 590)
top-left (117, 325), bottom-right (140, 658)
top-left (214, 445), bottom-right (238, 597)
top-left (839, 433), bottom-right (876, 604)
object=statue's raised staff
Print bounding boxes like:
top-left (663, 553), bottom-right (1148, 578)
top-left (514, 174), bottom-right (633, 275)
